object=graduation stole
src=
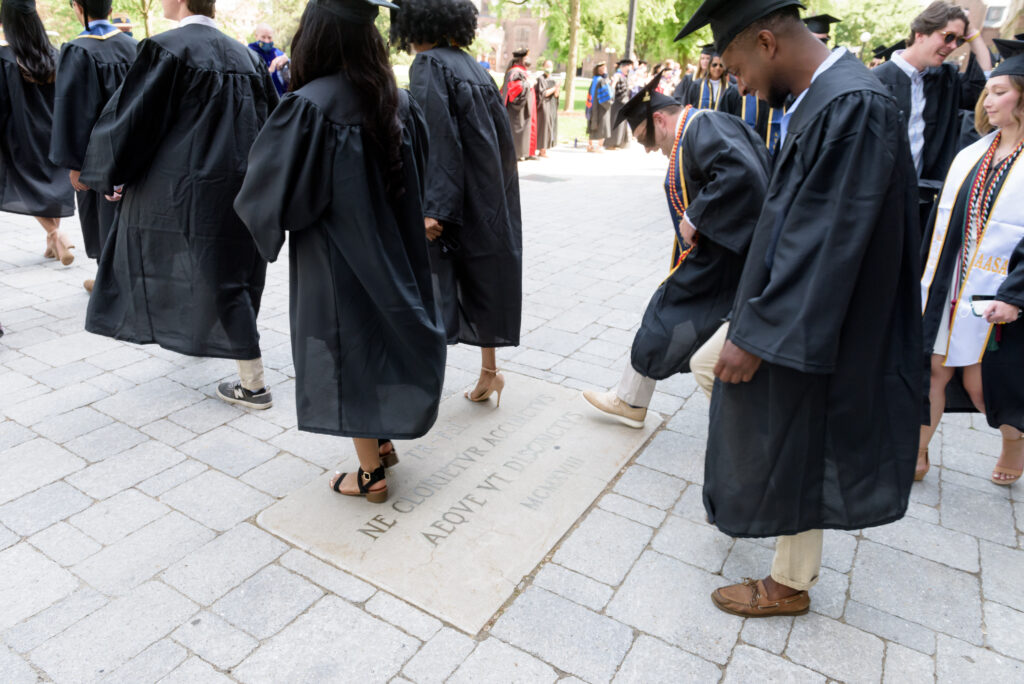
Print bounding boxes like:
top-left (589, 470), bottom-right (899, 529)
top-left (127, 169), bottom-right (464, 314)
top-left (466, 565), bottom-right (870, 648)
top-left (765, 106), bottom-right (784, 156)
top-left (740, 94), bottom-right (758, 129)
top-left (664, 106), bottom-right (700, 278)
top-left (79, 20), bottom-right (120, 40)
top-left (698, 78), bottom-right (724, 110)
top-left (921, 131), bottom-right (1024, 366)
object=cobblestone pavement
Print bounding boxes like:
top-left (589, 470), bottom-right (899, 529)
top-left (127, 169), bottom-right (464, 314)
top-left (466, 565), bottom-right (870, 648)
top-left (1, 144), bottom-right (1023, 684)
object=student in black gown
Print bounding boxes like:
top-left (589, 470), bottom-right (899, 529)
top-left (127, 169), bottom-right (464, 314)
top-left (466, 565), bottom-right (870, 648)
top-left (605, 59), bottom-right (633, 150)
top-left (534, 60), bottom-right (558, 157)
top-left (236, 0), bottom-right (446, 504)
top-left (0, 0), bottom-right (75, 265)
top-left (49, 0), bottom-right (136, 293)
top-left (678, 0), bottom-right (921, 617)
top-left (581, 75), bottom-right (769, 428)
top-left (673, 44), bottom-right (712, 102)
top-left (80, 0), bottom-right (279, 409)
top-left (392, 0), bottom-right (522, 408)
top-left (685, 49), bottom-right (738, 115)
top-left (586, 62), bottom-right (612, 152)
top-left (918, 41), bottom-right (1024, 486)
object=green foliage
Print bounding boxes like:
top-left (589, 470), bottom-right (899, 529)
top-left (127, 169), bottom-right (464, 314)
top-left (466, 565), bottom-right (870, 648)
top-left (803, 0), bottom-right (921, 61)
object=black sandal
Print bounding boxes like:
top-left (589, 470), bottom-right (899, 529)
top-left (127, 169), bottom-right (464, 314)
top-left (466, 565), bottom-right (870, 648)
top-left (331, 465), bottom-right (388, 504)
top-left (378, 439), bottom-right (399, 468)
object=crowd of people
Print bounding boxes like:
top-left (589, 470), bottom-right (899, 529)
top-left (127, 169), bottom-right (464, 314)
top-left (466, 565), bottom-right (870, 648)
top-left (0, 0), bottom-right (1021, 620)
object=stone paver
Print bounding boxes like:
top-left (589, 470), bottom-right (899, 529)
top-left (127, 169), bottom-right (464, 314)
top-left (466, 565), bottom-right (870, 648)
top-left (552, 508), bottom-right (652, 585)
top-left (448, 638), bottom-right (558, 684)
top-left (0, 543), bottom-right (79, 631)
top-left (613, 635), bottom-right (721, 683)
top-left (170, 610), bottom-right (258, 670)
top-left (786, 613), bottom-right (884, 683)
top-left (212, 565), bottom-right (323, 639)
top-left (401, 627), bottom-right (476, 683)
top-left (159, 470), bottom-right (272, 531)
top-left (723, 645), bottom-right (825, 684)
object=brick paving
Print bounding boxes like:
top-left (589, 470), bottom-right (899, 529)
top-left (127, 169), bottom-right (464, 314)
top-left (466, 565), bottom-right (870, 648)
top-left (1, 144), bottom-right (1022, 683)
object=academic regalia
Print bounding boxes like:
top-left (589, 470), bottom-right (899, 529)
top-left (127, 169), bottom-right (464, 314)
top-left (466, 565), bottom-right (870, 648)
top-left (605, 69), bottom-right (632, 148)
top-left (247, 41), bottom-right (287, 96)
top-left (235, 79), bottom-right (447, 439)
top-left (631, 107), bottom-right (770, 379)
top-left (686, 77), bottom-right (737, 114)
top-left (754, 102), bottom-right (785, 156)
top-left (672, 74), bottom-right (692, 103)
top-left (0, 43), bottom-right (74, 218)
top-left (409, 46), bottom-right (522, 347)
top-left (80, 22), bottom-right (279, 360)
top-left (502, 64), bottom-right (534, 158)
top-left (705, 53), bottom-right (923, 538)
top-left (49, 22), bottom-right (136, 259)
top-left (534, 72), bottom-right (558, 149)
top-left (586, 73), bottom-right (612, 139)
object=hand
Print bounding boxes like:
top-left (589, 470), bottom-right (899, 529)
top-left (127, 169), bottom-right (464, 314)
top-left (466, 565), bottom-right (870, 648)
top-left (984, 301), bottom-right (1022, 324)
top-left (425, 217), bottom-right (443, 242)
top-left (105, 184), bottom-right (124, 202)
top-left (269, 55), bottom-right (289, 73)
top-left (680, 214), bottom-right (698, 246)
top-left (69, 169), bottom-right (89, 192)
top-left (714, 340), bottom-right (763, 384)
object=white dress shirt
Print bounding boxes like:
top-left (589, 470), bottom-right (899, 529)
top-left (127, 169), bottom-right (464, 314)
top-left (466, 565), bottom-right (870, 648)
top-left (890, 50), bottom-right (926, 175)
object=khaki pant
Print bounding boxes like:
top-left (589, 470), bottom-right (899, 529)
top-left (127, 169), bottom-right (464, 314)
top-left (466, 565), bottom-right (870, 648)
top-left (237, 358), bottom-right (265, 392)
top-left (616, 364), bottom-right (657, 408)
top-left (691, 321), bottom-right (823, 590)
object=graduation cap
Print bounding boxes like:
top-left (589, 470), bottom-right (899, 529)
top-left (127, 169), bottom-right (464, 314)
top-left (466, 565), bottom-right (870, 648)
top-left (614, 70), bottom-right (679, 140)
top-left (871, 44), bottom-right (887, 60)
top-left (110, 12), bottom-right (132, 28)
top-left (1015, 33), bottom-right (1024, 41)
top-left (881, 39), bottom-right (906, 62)
top-left (802, 13), bottom-right (840, 36)
top-left (312, 0), bottom-right (397, 24)
top-left (675, 0), bottom-right (806, 53)
top-left (616, 58), bottom-right (634, 66)
top-left (700, 43), bottom-right (717, 56)
top-left (512, 48), bottom-right (529, 58)
top-left (991, 38), bottom-right (1024, 78)
top-left (4, 0), bottom-right (37, 13)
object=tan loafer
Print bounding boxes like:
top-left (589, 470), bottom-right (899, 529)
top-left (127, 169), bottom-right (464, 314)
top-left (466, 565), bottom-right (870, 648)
top-left (582, 389), bottom-right (646, 428)
top-left (711, 578), bottom-right (810, 618)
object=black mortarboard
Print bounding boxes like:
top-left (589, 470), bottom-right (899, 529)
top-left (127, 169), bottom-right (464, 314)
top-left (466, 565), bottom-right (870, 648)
top-left (881, 40), bottom-right (906, 62)
top-left (700, 43), bottom-right (717, 56)
top-left (614, 71), bottom-right (679, 132)
top-left (1015, 33), bottom-right (1024, 41)
top-left (802, 13), bottom-right (840, 35)
top-left (4, 0), bottom-right (38, 13)
top-left (313, 0), bottom-right (397, 24)
top-left (676, 0), bottom-right (805, 53)
top-left (617, 58), bottom-right (634, 66)
top-left (871, 44), bottom-right (887, 59)
top-left (512, 48), bottom-right (529, 58)
top-left (991, 38), bottom-right (1024, 78)
top-left (110, 12), bottom-right (132, 27)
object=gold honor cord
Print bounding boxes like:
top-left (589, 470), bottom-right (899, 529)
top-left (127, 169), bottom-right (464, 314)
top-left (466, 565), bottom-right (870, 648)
top-left (662, 107), bottom-right (698, 284)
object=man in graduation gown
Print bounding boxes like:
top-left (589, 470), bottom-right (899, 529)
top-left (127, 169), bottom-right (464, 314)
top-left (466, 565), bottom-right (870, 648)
top-left (80, 0), bottom-right (279, 409)
top-left (49, 0), bottom-right (135, 293)
top-left (582, 74), bottom-right (769, 428)
top-left (586, 62), bottom-right (612, 151)
top-left (872, 2), bottom-right (990, 236)
top-left (502, 48), bottom-right (535, 160)
top-left (677, 0), bottom-right (922, 617)
top-left (605, 59), bottom-right (633, 150)
top-left (534, 60), bottom-right (558, 156)
top-left (802, 13), bottom-right (839, 46)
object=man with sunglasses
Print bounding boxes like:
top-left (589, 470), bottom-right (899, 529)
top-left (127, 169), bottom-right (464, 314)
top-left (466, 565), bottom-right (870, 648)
top-left (873, 1), bottom-right (990, 236)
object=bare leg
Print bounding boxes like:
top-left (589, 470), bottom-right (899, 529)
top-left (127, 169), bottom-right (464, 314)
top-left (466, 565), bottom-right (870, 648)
top-left (330, 437), bottom-right (387, 494)
top-left (994, 424), bottom-right (1024, 483)
top-left (36, 216), bottom-right (74, 265)
top-left (918, 354), bottom-right (955, 475)
top-left (465, 347), bottom-right (505, 406)
top-left (960, 364), bottom-right (986, 414)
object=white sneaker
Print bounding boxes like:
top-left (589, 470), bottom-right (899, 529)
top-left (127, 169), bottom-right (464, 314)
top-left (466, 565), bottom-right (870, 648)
top-left (581, 389), bottom-right (647, 428)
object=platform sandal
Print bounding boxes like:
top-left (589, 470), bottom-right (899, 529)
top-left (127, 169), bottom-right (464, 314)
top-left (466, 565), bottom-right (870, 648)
top-left (331, 465), bottom-right (388, 504)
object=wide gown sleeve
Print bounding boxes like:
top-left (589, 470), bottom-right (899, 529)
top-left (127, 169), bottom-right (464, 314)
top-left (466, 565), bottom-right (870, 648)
top-left (234, 93), bottom-right (334, 263)
top-left (49, 44), bottom-right (101, 170)
top-left (683, 115), bottom-right (769, 255)
top-left (79, 39), bottom-right (178, 192)
top-left (996, 236), bottom-right (1024, 310)
top-left (957, 54), bottom-right (985, 110)
top-left (728, 96), bottom-right (900, 373)
top-left (404, 93), bottom-right (430, 200)
top-left (409, 54), bottom-right (464, 227)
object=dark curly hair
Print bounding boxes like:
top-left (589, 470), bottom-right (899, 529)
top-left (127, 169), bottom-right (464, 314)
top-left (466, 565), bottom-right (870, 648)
top-left (389, 0), bottom-right (477, 54)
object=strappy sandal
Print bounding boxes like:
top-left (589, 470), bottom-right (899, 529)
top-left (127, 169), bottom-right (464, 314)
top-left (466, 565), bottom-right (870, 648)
top-left (331, 464), bottom-right (388, 504)
top-left (992, 439), bottom-right (1023, 486)
top-left (378, 439), bottom-right (399, 468)
top-left (465, 367), bottom-right (505, 407)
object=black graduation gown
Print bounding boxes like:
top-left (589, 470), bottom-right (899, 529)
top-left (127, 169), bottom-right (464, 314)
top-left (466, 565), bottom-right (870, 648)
top-left (409, 46), bottom-right (523, 348)
top-left (534, 74), bottom-right (558, 150)
top-left (234, 79), bottom-right (447, 439)
top-left (631, 111), bottom-right (770, 379)
top-left (587, 75), bottom-right (612, 140)
top-left (921, 160), bottom-right (1024, 432)
top-left (705, 53), bottom-right (923, 539)
top-left (0, 45), bottom-right (74, 218)
top-left (685, 77), bottom-right (739, 115)
top-left (606, 72), bottom-right (631, 149)
top-left (502, 66), bottom-right (531, 159)
top-left (80, 25), bottom-right (278, 360)
top-left (49, 30), bottom-right (136, 259)
top-left (672, 74), bottom-right (693, 104)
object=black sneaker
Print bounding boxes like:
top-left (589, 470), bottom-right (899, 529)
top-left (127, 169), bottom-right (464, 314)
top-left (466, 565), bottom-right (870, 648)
top-left (216, 381), bottom-right (273, 410)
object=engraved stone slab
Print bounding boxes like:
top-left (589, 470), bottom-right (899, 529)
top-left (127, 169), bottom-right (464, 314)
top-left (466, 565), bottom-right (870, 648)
top-left (258, 373), bottom-right (660, 633)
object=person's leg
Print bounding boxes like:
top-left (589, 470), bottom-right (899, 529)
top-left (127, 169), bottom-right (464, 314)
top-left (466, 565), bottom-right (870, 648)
top-left (691, 322), bottom-right (730, 399)
top-left (711, 530), bottom-right (820, 616)
top-left (918, 354), bottom-right (955, 479)
top-left (582, 364), bottom-right (653, 428)
top-left (615, 364), bottom-right (656, 409)
top-left (237, 358), bottom-right (266, 393)
top-left (330, 437), bottom-right (389, 502)
top-left (36, 216), bottom-right (74, 265)
top-left (216, 358), bottom-right (273, 409)
top-left (465, 347), bottom-right (505, 406)
top-left (994, 424), bottom-right (1024, 484)
top-left (960, 363), bottom-right (986, 414)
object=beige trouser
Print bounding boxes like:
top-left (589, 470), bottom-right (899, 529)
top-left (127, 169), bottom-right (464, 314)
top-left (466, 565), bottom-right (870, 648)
top-left (691, 321), bottom-right (824, 590)
top-left (615, 364), bottom-right (657, 408)
top-left (236, 358), bottom-right (266, 392)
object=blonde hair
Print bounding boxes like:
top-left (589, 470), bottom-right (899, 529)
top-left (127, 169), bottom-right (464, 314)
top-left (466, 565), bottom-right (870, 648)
top-left (975, 75), bottom-right (1024, 135)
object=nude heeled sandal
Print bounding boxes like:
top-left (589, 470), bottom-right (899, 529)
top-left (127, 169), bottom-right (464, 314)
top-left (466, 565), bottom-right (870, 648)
top-left (465, 367), bottom-right (505, 407)
top-left (992, 435), bottom-right (1024, 486)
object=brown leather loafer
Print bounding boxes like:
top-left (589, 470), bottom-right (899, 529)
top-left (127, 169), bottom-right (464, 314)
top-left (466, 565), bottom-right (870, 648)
top-left (711, 578), bottom-right (810, 617)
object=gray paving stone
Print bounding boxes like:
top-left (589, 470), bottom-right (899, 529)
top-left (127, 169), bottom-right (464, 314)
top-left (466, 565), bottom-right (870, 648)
top-left (672, 483), bottom-right (707, 522)
top-left (85, 346), bottom-right (149, 372)
top-left (0, 645), bottom-right (38, 684)
top-left (448, 638), bottom-right (558, 684)
top-left (212, 565), bottom-right (322, 639)
top-left (3, 587), bottom-right (108, 654)
top-left (596, 491), bottom-right (667, 528)
top-left (843, 600), bottom-right (936, 655)
top-left (162, 523), bottom-right (287, 605)
top-left (850, 541), bottom-right (982, 645)
top-left (0, 522), bottom-right (16, 551)
top-left (100, 639), bottom-right (187, 684)
top-left (739, 616), bottom-right (793, 655)
top-left (19, 331), bottom-right (120, 367)
top-left (786, 613), bottom-right (883, 683)
top-left (171, 610), bottom-right (257, 670)
top-left (821, 529), bottom-right (858, 574)
top-left (401, 627), bottom-right (476, 684)
top-left (721, 539), bottom-right (774, 582)
top-left (612, 635), bottom-right (721, 683)
top-left (0, 439), bottom-right (84, 506)
top-left (607, 551), bottom-right (743, 665)
top-left (72, 512), bottom-right (214, 595)
top-left (136, 460), bottom-right (208, 497)
top-left (31, 407), bottom-right (112, 444)
top-left (980, 541), bottom-right (1024, 613)
top-left (233, 596), bottom-right (419, 683)
top-left (935, 634), bottom-right (1024, 682)
top-left (940, 482), bottom-right (1017, 546)
top-left (92, 378), bottom-right (204, 428)
top-left (178, 426), bottom-right (279, 477)
top-left (0, 482), bottom-right (93, 536)
top-left (0, 419), bottom-right (34, 451)
top-left (158, 656), bottom-right (233, 684)
top-left (64, 423), bottom-right (148, 462)
top-left (4, 382), bottom-right (108, 426)
top-left (940, 467), bottom-right (1008, 499)
top-left (167, 398), bottom-right (243, 434)
top-left (30, 582), bottom-right (196, 684)
top-left (552, 509), bottom-right (652, 585)
top-left (365, 592), bottom-right (442, 641)
top-left (635, 430), bottom-right (705, 483)
top-left (68, 490), bottom-right (168, 544)
top-left (904, 501), bottom-right (941, 525)
top-left (882, 643), bottom-right (933, 684)
top-left (66, 441), bottom-right (183, 499)
top-left (27, 521), bottom-right (101, 567)
top-left (984, 601), bottom-right (1024, 659)
top-left (269, 428), bottom-right (354, 469)
top-left (532, 563), bottom-right (613, 611)
top-left (492, 586), bottom-right (632, 682)
top-left (651, 513), bottom-right (733, 573)
top-left (139, 419), bottom-right (195, 448)
top-left (908, 475), bottom-right (940, 507)
top-left (226, 413), bottom-right (283, 440)
top-left (809, 567), bottom-right (848, 619)
top-left (0, 543), bottom-right (79, 632)
top-left (278, 548), bottom-right (376, 603)
top-left (240, 453), bottom-right (323, 498)
top-left (722, 645), bottom-right (825, 684)
top-left (863, 515), bottom-right (979, 572)
top-left (160, 470), bottom-right (272, 531)
top-left (612, 464), bottom-right (685, 510)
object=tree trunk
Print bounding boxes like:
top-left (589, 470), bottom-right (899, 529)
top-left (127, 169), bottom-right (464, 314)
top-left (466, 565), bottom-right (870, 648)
top-left (562, 0), bottom-right (580, 112)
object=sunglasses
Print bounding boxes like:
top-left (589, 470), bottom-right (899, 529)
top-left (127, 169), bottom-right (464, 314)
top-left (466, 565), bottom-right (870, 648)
top-left (939, 30), bottom-right (966, 48)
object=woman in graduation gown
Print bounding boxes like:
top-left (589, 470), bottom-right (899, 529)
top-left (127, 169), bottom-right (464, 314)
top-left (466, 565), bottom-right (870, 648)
top-left (585, 62), bottom-right (612, 152)
top-left (0, 0), bottom-right (75, 264)
top-left (685, 50), bottom-right (738, 114)
top-left (49, 0), bottom-right (136, 292)
top-left (80, 0), bottom-right (279, 408)
top-left (393, 0), bottom-right (523, 408)
top-left (236, 0), bottom-right (446, 503)
top-left (918, 44), bottom-right (1024, 486)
